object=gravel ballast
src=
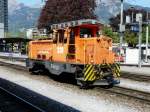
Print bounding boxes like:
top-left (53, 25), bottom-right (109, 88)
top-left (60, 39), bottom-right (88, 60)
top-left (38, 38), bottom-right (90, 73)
top-left (0, 65), bottom-right (149, 112)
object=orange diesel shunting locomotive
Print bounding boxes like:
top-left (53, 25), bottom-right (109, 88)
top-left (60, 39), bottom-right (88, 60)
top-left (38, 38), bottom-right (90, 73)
top-left (27, 19), bottom-right (120, 88)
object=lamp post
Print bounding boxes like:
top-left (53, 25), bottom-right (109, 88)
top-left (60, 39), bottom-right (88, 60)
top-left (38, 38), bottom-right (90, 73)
top-left (138, 16), bottom-right (142, 68)
top-left (131, 7), bottom-right (134, 23)
top-left (136, 13), bottom-right (143, 68)
top-left (146, 11), bottom-right (149, 63)
top-left (119, 0), bottom-right (124, 62)
top-left (146, 25), bottom-right (149, 62)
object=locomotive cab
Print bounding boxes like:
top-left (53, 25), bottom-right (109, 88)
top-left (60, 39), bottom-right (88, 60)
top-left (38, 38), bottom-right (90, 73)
top-left (27, 19), bottom-right (120, 88)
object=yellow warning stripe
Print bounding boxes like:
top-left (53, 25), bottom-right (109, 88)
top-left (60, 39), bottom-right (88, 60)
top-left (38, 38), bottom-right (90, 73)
top-left (115, 64), bottom-right (120, 71)
top-left (85, 67), bottom-right (94, 81)
top-left (88, 72), bottom-right (95, 81)
top-left (115, 64), bottom-right (120, 73)
top-left (83, 65), bottom-right (90, 73)
top-left (107, 63), bottom-right (111, 69)
top-left (114, 63), bottom-right (120, 77)
top-left (83, 63), bottom-right (121, 81)
top-left (91, 75), bottom-right (96, 81)
top-left (114, 69), bottom-right (120, 77)
top-left (106, 63), bottom-right (120, 77)
top-left (84, 65), bottom-right (93, 77)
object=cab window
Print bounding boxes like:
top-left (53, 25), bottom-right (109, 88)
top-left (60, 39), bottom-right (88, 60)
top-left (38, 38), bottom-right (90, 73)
top-left (58, 30), bottom-right (64, 43)
top-left (53, 30), bottom-right (67, 44)
top-left (80, 28), bottom-right (93, 38)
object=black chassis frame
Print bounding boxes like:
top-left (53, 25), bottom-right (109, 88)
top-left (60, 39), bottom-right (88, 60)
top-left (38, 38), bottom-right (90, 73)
top-left (26, 59), bottom-right (118, 87)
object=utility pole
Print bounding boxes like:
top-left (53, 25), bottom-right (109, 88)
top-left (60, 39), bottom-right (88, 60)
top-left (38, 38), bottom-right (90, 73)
top-left (146, 26), bottom-right (149, 62)
top-left (119, 0), bottom-right (124, 62)
top-left (138, 16), bottom-right (142, 68)
top-left (146, 11), bottom-right (149, 63)
top-left (131, 7), bottom-right (134, 23)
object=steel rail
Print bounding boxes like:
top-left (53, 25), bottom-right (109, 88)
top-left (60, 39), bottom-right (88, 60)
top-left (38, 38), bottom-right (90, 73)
top-left (0, 60), bottom-right (27, 71)
top-left (1, 60), bottom-right (150, 82)
top-left (0, 87), bottom-right (46, 112)
top-left (0, 60), bottom-right (150, 103)
top-left (1, 58), bottom-right (150, 81)
top-left (101, 86), bottom-right (150, 103)
top-left (121, 72), bottom-right (150, 82)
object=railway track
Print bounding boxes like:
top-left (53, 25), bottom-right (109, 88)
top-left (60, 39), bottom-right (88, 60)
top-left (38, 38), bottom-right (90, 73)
top-left (0, 56), bottom-right (26, 62)
top-left (121, 72), bottom-right (150, 82)
top-left (0, 87), bottom-right (45, 112)
top-left (0, 60), bottom-right (27, 71)
top-left (1, 57), bottom-right (150, 81)
top-left (0, 60), bottom-right (150, 104)
top-left (0, 59), bottom-right (150, 82)
top-left (103, 86), bottom-right (150, 103)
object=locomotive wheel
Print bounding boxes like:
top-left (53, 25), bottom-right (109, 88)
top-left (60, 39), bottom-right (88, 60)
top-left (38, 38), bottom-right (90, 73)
top-left (30, 64), bottom-right (46, 75)
top-left (102, 75), bottom-right (114, 89)
top-left (102, 84), bottom-right (114, 89)
top-left (79, 81), bottom-right (91, 89)
top-left (80, 81), bottom-right (95, 90)
top-left (30, 69), bottom-right (40, 75)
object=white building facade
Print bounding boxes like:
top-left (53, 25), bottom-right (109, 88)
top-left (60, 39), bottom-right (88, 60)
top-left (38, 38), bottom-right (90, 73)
top-left (0, 23), bottom-right (4, 38)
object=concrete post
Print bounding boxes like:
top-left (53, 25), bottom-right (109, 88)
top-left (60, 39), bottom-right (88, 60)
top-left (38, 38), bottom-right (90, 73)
top-left (138, 17), bottom-right (142, 68)
top-left (146, 26), bottom-right (149, 63)
top-left (119, 0), bottom-right (124, 63)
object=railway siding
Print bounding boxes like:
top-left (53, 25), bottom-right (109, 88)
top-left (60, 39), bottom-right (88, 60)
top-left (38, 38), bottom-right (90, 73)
top-left (0, 78), bottom-right (80, 112)
top-left (0, 58), bottom-right (150, 94)
top-left (121, 66), bottom-right (150, 77)
top-left (104, 86), bottom-right (150, 103)
top-left (0, 87), bottom-right (45, 112)
top-left (0, 57), bottom-right (150, 79)
top-left (0, 64), bottom-right (149, 112)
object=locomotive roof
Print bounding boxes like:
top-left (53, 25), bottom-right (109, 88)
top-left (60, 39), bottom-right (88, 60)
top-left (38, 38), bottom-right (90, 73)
top-left (51, 19), bottom-right (101, 30)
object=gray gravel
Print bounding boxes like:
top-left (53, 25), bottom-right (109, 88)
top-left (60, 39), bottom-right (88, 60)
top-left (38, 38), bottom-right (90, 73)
top-left (0, 65), bottom-right (149, 112)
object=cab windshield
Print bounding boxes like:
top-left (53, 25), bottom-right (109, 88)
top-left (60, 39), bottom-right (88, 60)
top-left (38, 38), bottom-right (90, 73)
top-left (80, 28), bottom-right (93, 38)
top-left (80, 26), bottom-right (99, 38)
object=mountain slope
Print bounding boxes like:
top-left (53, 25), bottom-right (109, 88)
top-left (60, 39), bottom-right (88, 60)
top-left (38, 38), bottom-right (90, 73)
top-left (8, 3), bottom-right (41, 32)
top-left (95, 0), bottom-right (150, 24)
top-left (8, 0), bottom-right (150, 32)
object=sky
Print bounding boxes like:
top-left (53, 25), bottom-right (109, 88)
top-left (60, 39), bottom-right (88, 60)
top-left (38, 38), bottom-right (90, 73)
top-left (17, 0), bottom-right (150, 7)
top-left (126, 0), bottom-right (150, 7)
top-left (17, 0), bottom-right (43, 7)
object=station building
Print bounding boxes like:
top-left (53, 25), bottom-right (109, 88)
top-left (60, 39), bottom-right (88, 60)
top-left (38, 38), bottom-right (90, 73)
top-left (0, 0), bottom-right (8, 33)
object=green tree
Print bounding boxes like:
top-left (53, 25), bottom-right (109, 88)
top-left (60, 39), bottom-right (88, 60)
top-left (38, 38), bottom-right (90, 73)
top-left (124, 25), bottom-right (150, 47)
top-left (102, 26), bottom-right (119, 43)
top-left (124, 31), bottom-right (137, 47)
top-left (109, 8), bottom-right (150, 47)
top-left (6, 32), bottom-right (26, 38)
top-left (142, 25), bottom-right (150, 43)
